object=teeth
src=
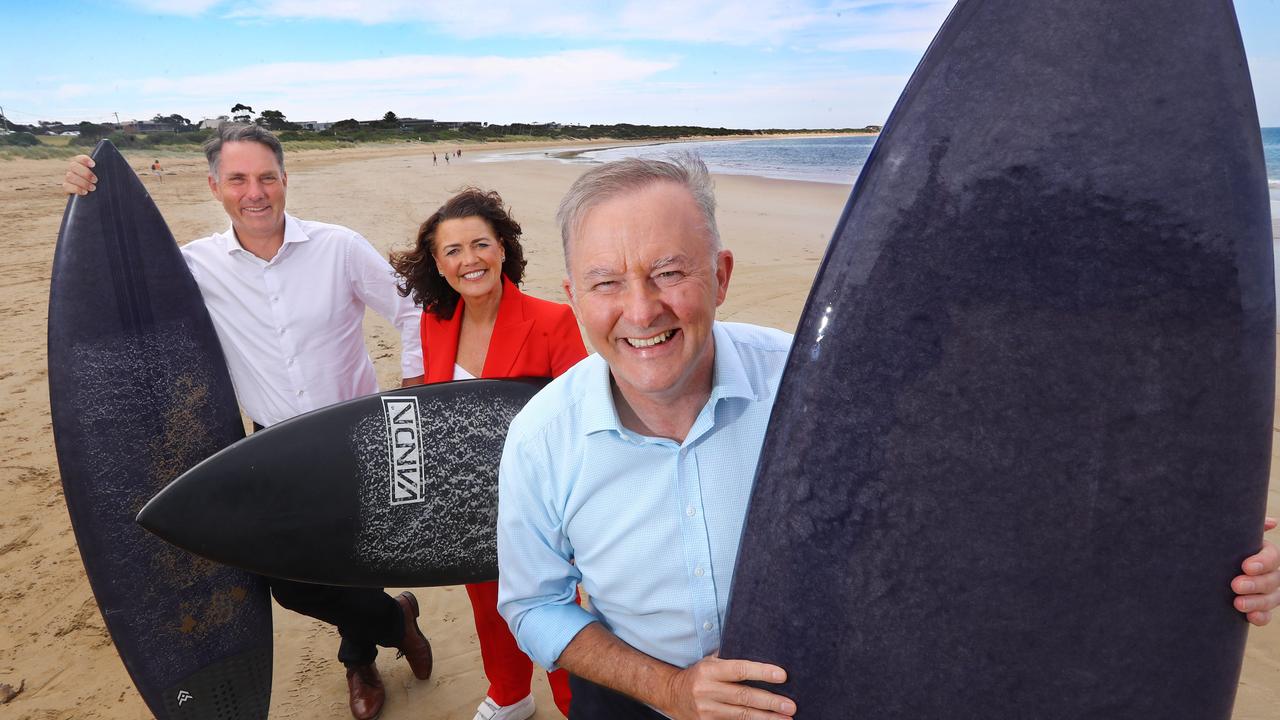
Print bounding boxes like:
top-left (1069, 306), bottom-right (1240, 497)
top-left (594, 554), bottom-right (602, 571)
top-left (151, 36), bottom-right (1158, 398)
top-left (462, 270), bottom-right (485, 280)
top-left (625, 330), bottom-right (675, 348)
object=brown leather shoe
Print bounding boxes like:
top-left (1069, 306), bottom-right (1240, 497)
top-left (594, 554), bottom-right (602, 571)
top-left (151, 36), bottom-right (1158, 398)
top-left (346, 663), bottom-right (385, 720)
top-left (394, 591), bottom-right (434, 680)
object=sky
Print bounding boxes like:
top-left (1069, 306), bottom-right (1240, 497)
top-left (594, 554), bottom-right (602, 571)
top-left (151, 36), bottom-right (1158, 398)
top-left (2, 0), bottom-right (1278, 129)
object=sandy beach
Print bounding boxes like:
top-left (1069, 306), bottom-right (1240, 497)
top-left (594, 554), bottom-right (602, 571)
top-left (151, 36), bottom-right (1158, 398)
top-left (1, 142), bottom-right (1276, 719)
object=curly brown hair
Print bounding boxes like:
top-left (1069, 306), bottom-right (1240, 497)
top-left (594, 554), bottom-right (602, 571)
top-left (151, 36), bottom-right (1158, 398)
top-left (392, 187), bottom-right (528, 319)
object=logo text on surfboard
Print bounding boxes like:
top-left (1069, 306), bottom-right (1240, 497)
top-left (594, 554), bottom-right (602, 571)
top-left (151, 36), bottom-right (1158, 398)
top-left (382, 397), bottom-right (425, 505)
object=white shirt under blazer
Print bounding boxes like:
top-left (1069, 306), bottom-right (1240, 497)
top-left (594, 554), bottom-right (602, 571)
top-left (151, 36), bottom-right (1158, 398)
top-left (180, 213), bottom-right (423, 427)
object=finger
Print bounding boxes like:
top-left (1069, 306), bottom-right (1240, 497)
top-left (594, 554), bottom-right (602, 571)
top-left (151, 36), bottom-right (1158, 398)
top-left (1246, 609), bottom-right (1271, 627)
top-left (62, 172), bottom-right (94, 195)
top-left (71, 161), bottom-right (97, 184)
top-left (702, 684), bottom-right (796, 717)
top-left (1266, 517), bottom-right (1278, 533)
top-left (1233, 565), bottom-right (1280, 596)
top-left (712, 658), bottom-right (787, 685)
top-left (1242, 539), bottom-right (1279, 576)
top-left (1234, 586), bottom-right (1280, 616)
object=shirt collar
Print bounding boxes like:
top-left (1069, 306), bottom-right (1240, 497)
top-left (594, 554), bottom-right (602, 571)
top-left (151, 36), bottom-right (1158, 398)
top-left (220, 213), bottom-right (308, 255)
top-left (579, 322), bottom-right (756, 438)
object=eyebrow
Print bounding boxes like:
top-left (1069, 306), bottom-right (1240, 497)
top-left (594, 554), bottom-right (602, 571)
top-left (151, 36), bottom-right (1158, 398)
top-left (651, 254), bottom-right (685, 270)
top-left (582, 265), bottom-right (617, 280)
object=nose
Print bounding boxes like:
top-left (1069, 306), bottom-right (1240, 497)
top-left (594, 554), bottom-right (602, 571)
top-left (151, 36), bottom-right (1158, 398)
top-left (620, 280), bottom-right (665, 330)
top-left (245, 178), bottom-right (267, 199)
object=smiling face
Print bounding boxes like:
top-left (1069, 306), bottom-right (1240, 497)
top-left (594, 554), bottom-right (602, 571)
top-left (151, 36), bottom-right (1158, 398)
top-left (432, 215), bottom-right (506, 305)
top-left (563, 180), bottom-right (732, 410)
top-left (207, 140), bottom-right (287, 243)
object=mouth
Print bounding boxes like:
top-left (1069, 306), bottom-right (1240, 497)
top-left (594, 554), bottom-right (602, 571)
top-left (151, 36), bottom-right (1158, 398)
top-left (241, 205), bottom-right (271, 216)
top-left (624, 329), bottom-right (677, 349)
top-left (460, 269), bottom-right (487, 281)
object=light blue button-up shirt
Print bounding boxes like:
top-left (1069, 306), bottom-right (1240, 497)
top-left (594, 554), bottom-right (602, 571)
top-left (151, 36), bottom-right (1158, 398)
top-left (496, 321), bottom-right (792, 671)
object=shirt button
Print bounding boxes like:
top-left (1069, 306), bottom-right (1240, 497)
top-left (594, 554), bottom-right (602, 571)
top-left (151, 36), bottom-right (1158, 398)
top-left (685, 506), bottom-right (695, 517)
top-left (296, 390), bottom-right (304, 397)
top-left (703, 621), bottom-right (713, 631)
top-left (287, 358), bottom-right (295, 366)
top-left (278, 328), bottom-right (285, 335)
top-left (272, 296), bottom-right (279, 302)
top-left (694, 567), bottom-right (705, 577)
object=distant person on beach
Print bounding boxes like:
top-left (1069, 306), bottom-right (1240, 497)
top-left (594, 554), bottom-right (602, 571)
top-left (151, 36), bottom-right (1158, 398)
top-left (150, 159), bottom-right (162, 181)
top-left (495, 155), bottom-right (1280, 720)
top-left (62, 123), bottom-right (432, 720)
top-left (433, 151), bottom-right (438, 166)
top-left (391, 187), bottom-right (585, 720)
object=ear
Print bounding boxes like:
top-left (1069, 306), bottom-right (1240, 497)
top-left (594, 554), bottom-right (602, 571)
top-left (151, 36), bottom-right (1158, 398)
top-left (207, 174), bottom-right (218, 199)
top-left (714, 249), bottom-right (734, 307)
top-left (562, 277), bottom-right (576, 309)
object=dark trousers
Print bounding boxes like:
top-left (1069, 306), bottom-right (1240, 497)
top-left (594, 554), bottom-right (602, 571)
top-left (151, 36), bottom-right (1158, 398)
top-left (567, 675), bottom-right (666, 720)
top-left (251, 422), bottom-right (403, 668)
top-left (269, 577), bottom-right (403, 668)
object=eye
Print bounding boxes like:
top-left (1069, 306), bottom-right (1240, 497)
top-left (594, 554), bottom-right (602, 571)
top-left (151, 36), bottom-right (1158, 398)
top-left (592, 280), bottom-right (618, 292)
top-left (444, 248), bottom-right (459, 256)
top-left (655, 270), bottom-right (683, 284)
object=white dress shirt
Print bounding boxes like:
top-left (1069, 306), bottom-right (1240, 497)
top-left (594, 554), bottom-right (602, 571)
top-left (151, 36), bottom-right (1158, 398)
top-left (181, 213), bottom-right (423, 427)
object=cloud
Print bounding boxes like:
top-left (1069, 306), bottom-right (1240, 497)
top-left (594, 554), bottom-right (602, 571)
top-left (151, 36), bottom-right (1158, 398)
top-left (127, 0), bottom-right (956, 50)
top-left (121, 0), bottom-right (224, 15)
top-left (38, 50), bottom-right (679, 123)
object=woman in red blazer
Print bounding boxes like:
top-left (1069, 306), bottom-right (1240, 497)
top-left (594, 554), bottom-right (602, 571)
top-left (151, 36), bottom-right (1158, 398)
top-left (392, 188), bottom-right (585, 720)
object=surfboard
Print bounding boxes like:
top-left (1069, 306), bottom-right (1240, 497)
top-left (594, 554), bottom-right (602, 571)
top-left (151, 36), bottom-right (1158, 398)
top-left (720, 1), bottom-right (1273, 718)
top-left (47, 140), bottom-right (273, 719)
top-left (137, 377), bottom-right (548, 588)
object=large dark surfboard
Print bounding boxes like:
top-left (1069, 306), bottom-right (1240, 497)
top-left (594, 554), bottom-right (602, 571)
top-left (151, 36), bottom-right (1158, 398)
top-left (138, 378), bottom-right (547, 588)
top-left (48, 141), bottom-right (272, 718)
top-left (721, 2), bottom-right (1273, 718)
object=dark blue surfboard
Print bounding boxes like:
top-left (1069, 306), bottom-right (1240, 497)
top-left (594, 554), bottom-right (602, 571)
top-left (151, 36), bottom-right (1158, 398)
top-left (721, 2), bottom-right (1273, 719)
top-left (137, 378), bottom-right (548, 588)
top-left (48, 141), bottom-right (272, 719)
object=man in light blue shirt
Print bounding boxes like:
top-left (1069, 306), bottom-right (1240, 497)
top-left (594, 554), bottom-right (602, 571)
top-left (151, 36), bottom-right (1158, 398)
top-left (497, 156), bottom-right (798, 719)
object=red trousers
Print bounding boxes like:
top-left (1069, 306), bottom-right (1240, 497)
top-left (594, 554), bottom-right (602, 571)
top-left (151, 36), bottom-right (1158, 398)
top-left (466, 581), bottom-right (572, 716)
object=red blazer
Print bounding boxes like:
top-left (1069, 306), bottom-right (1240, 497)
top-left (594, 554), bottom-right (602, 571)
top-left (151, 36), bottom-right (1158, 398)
top-left (421, 276), bottom-right (587, 383)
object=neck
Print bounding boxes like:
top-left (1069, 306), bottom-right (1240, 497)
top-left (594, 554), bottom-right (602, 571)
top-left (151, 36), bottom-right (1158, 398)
top-left (611, 348), bottom-right (716, 444)
top-left (460, 283), bottom-right (503, 325)
top-left (233, 223), bottom-right (286, 261)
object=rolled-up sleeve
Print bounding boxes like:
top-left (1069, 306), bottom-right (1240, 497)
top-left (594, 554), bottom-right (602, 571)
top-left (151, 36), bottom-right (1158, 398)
top-left (496, 425), bottom-right (595, 670)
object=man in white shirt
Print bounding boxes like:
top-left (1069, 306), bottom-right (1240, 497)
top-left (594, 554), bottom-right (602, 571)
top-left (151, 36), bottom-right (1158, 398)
top-left (64, 124), bottom-right (431, 720)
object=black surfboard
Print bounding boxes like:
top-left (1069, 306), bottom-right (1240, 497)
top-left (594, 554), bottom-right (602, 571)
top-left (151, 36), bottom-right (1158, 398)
top-left (48, 141), bottom-right (273, 719)
top-left (137, 378), bottom-right (548, 588)
top-left (721, 2), bottom-right (1273, 719)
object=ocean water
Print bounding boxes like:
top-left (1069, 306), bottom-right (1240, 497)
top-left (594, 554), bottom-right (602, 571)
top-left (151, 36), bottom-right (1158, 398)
top-left (487, 130), bottom-right (1280, 189)
top-left (1263, 127), bottom-right (1280, 186)
top-left (570, 131), bottom-right (1280, 244)
top-left (571, 136), bottom-right (877, 185)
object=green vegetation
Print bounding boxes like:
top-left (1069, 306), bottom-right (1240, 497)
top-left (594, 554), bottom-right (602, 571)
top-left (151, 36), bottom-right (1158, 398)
top-left (0, 132), bottom-right (40, 147)
top-left (309, 122), bottom-right (879, 145)
top-left (0, 109), bottom-right (879, 160)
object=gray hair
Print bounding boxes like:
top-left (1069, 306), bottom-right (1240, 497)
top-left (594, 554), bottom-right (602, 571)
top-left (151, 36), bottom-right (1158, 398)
top-left (556, 153), bottom-right (722, 267)
top-left (203, 123), bottom-right (285, 179)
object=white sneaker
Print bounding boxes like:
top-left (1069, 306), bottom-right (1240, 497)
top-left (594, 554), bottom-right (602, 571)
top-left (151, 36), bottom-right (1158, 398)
top-left (473, 694), bottom-right (535, 720)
